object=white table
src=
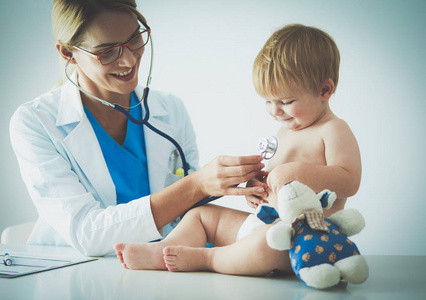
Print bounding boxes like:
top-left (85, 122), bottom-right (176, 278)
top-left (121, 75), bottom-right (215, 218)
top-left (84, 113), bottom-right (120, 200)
top-left (1, 244), bottom-right (425, 300)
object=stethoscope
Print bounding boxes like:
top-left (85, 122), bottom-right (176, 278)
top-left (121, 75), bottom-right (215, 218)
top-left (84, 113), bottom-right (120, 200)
top-left (65, 33), bottom-right (190, 175)
top-left (65, 30), bottom-right (279, 209)
top-left (258, 136), bottom-right (278, 159)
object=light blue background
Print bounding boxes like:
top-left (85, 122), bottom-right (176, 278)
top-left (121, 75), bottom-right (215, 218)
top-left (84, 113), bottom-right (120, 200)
top-left (1, 0), bottom-right (425, 255)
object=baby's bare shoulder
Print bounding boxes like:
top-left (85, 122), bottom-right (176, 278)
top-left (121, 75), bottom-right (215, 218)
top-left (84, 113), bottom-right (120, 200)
top-left (324, 116), bottom-right (348, 127)
top-left (317, 118), bottom-right (356, 144)
top-left (320, 117), bottom-right (351, 132)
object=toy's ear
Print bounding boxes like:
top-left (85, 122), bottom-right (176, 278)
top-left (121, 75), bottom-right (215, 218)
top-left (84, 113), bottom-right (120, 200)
top-left (319, 190), bottom-right (336, 209)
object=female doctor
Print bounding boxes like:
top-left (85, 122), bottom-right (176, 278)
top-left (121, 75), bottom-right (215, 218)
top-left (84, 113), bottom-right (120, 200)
top-left (9, 0), bottom-right (266, 256)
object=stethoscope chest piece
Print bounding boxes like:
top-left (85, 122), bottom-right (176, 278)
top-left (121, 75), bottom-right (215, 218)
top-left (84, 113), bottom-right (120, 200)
top-left (258, 136), bottom-right (278, 160)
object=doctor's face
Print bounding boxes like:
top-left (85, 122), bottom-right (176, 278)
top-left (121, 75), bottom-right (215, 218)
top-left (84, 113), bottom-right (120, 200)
top-left (72, 9), bottom-right (144, 97)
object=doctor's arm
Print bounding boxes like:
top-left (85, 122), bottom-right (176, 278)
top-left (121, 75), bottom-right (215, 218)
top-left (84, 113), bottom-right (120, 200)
top-left (150, 155), bottom-right (265, 229)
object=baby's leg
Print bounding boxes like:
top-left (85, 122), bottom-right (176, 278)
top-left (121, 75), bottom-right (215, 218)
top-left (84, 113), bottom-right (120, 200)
top-left (114, 205), bottom-right (249, 270)
top-left (163, 224), bottom-right (292, 276)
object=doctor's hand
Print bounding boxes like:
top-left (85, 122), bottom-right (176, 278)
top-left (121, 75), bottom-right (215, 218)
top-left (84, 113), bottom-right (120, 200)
top-left (245, 171), bottom-right (269, 209)
top-left (196, 155), bottom-right (267, 197)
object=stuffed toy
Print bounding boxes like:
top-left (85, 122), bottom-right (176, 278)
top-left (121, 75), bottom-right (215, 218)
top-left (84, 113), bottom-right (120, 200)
top-left (256, 181), bottom-right (369, 289)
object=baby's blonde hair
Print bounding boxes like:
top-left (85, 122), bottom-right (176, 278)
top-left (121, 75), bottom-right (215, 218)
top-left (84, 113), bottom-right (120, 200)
top-left (253, 24), bottom-right (340, 98)
top-left (51, 0), bottom-right (147, 86)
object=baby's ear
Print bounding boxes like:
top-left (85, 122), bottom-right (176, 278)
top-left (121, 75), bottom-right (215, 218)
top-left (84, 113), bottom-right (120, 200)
top-left (320, 78), bottom-right (335, 100)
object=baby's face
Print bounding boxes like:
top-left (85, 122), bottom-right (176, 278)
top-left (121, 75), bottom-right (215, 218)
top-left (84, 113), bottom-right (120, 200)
top-left (265, 90), bottom-right (327, 130)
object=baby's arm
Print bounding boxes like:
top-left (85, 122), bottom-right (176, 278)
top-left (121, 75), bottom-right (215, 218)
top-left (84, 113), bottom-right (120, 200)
top-left (267, 119), bottom-right (361, 199)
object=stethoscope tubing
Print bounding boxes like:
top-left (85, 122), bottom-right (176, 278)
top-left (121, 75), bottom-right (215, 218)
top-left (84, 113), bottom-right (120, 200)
top-left (113, 89), bottom-right (189, 177)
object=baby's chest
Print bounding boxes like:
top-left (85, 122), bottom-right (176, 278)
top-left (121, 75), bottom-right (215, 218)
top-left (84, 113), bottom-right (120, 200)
top-left (267, 135), bottom-right (325, 170)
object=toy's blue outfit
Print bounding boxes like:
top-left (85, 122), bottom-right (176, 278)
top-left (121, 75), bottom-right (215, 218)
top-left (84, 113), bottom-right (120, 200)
top-left (290, 212), bottom-right (361, 279)
top-left (257, 207), bottom-right (361, 281)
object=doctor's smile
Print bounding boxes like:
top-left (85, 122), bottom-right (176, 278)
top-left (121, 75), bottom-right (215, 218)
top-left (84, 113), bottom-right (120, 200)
top-left (113, 67), bottom-right (133, 76)
top-left (111, 66), bottom-right (136, 80)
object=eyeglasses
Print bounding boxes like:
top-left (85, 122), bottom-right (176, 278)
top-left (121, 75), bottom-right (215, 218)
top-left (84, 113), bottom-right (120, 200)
top-left (74, 27), bottom-right (151, 65)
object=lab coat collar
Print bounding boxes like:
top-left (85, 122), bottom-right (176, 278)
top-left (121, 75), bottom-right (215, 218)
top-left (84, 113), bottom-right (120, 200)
top-left (56, 72), bottom-right (85, 126)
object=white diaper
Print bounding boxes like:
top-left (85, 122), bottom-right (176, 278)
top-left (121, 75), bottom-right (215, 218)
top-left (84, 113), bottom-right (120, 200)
top-left (236, 213), bottom-right (266, 241)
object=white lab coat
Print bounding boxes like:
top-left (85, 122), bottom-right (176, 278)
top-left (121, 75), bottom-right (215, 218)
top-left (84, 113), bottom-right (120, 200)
top-left (9, 73), bottom-right (199, 256)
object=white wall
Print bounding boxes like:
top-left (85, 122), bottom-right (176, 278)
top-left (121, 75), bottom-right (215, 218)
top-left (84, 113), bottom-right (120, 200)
top-left (1, 0), bottom-right (425, 255)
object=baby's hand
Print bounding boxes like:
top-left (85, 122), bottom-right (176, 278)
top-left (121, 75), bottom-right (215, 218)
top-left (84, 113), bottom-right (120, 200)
top-left (245, 171), bottom-right (269, 208)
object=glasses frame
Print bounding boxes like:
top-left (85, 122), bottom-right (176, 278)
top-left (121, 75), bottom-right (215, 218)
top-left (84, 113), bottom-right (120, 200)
top-left (73, 22), bottom-right (151, 66)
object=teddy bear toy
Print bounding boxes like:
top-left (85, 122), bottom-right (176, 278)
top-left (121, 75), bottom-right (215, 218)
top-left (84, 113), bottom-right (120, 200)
top-left (255, 181), bottom-right (369, 289)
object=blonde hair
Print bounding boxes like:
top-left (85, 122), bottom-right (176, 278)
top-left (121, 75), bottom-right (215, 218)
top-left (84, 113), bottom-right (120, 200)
top-left (52, 0), bottom-right (147, 86)
top-left (253, 24), bottom-right (340, 98)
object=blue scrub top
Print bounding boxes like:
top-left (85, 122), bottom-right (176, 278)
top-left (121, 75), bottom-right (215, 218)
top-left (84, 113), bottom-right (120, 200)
top-left (84, 92), bottom-right (150, 204)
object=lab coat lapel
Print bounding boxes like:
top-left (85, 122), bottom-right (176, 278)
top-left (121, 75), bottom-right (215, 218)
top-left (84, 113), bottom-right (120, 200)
top-left (59, 74), bottom-right (116, 207)
top-left (64, 119), bottom-right (116, 207)
top-left (134, 87), bottom-right (175, 194)
top-left (144, 118), bottom-right (175, 194)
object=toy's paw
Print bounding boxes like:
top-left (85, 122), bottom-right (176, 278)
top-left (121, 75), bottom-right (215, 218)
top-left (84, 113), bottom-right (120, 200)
top-left (334, 255), bottom-right (369, 284)
top-left (329, 209), bottom-right (365, 236)
top-left (299, 264), bottom-right (341, 289)
top-left (266, 222), bottom-right (292, 250)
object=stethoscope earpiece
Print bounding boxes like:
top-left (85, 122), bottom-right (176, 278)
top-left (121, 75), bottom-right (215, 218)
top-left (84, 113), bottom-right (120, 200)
top-left (258, 136), bottom-right (278, 160)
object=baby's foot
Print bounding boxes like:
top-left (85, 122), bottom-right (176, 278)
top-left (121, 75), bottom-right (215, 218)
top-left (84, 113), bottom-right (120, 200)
top-left (163, 246), bottom-right (210, 272)
top-left (114, 242), bottom-right (167, 270)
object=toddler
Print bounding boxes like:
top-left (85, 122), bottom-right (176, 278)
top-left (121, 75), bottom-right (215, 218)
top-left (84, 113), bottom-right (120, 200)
top-left (114, 24), bottom-right (361, 276)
